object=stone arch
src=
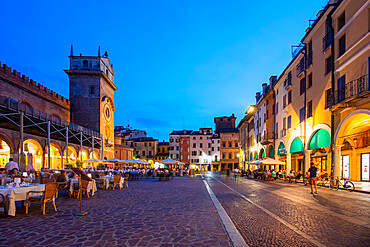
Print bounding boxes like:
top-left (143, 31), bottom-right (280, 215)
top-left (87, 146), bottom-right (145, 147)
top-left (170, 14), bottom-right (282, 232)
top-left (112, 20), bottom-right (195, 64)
top-left (0, 132), bottom-right (14, 167)
top-left (259, 148), bottom-right (266, 159)
top-left (266, 144), bottom-right (275, 158)
top-left (23, 138), bottom-right (44, 171)
top-left (286, 135), bottom-right (304, 154)
top-left (64, 146), bottom-right (78, 166)
top-left (48, 142), bottom-right (62, 169)
top-left (334, 109), bottom-right (370, 145)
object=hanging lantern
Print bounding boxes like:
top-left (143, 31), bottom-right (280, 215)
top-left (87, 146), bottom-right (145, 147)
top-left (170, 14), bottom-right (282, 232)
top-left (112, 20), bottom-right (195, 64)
top-left (24, 143), bottom-right (29, 152)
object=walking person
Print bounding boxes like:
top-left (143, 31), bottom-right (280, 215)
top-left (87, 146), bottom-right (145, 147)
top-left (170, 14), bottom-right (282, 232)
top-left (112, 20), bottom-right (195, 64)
top-left (308, 162), bottom-right (318, 194)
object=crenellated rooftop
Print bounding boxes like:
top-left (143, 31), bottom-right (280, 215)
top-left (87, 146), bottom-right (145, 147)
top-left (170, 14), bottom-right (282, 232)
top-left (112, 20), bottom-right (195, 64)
top-left (0, 62), bottom-right (70, 108)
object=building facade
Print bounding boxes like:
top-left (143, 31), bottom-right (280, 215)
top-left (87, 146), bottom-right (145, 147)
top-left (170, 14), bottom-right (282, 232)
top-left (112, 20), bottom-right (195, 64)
top-left (239, 0), bottom-right (370, 181)
top-left (0, 46), bottom-right (116, 170)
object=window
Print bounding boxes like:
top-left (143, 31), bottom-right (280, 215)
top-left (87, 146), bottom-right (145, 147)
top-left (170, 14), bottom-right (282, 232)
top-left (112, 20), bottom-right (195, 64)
top-left (200, 136), bottom-right (203, 140)
top-left (89, 86), bottom-right (95, 94)
top-left (307, 100), bottom-right (312, 118)
top-left (149, 151), bottom-right (152, 156)
top-left (272, 104), bottom-right (275, 115)
top-left (307, 73), bottom-right (312, 89)
top-left (217, 147), bottom-right (220, 151)
top-left (337, 12), bottom-right (345, 31)
top-left (283, 95), bottom-right (287, 108)
top-left (299, 107), bottom-right (305, 123)
top-left (325, 56), bottom-right (332, 74)
top-left (325, 88), bottom-right (332, 109)
top-left (283, 117), bottom-right (286, 130)
top-left (142, 151), bottom-right (145, 156)
top-left (193, 143), bottom-right (196, 148)
top-left (339, 34), bottom-right (346, 57)
top-left (200, 143), bottom-right (203, 148)
top-left (300, 78), bottom-right (306, 95)
top-left (208, 143), bottom-right (211, 148)
top-left (208, 151), bottom-right (211, 155)
top-left (287, 116), bottom-right (291, 129)
top-left (82, 60), bottom-right (88, 67)
top-left (192, 151), bottom-right (197, 156)
top-left (228, 153), bottom-right (232, 159)
top-left (193, 137), bottom-right (196, 140)
top-left (144, 143), bottom-right (147, 147)
top-left (228, 142), bottom-right (232, 147)
top-left (222, 153), bottom-right (226, 159)
top-left (212, 147), bottom-right (214, 151)
top-left (276, 102), bottom-right (279, 114)
top-left (176, 146), bottom-right (179, 150)
top-left (307, 41), bottom-right (313, 66)
top-left (266, 110), bottom-right (269, 120)
top-left (276, 89), bottom-right (279, 95)
top-left (170, 139), bottom-right (173, 143)
top-left (235, 142), bottom-right (238, 148)
top-left (288, 90), bottom-right (292, 104)
top-left (222, 142), bottom-right (226, 147)
top-left (149, 143), bottom-right (151, 147)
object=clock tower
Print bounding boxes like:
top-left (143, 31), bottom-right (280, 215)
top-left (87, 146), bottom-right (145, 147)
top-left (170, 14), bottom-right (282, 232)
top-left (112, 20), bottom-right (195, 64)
top-left (65, 45), bottom-right (117, 159)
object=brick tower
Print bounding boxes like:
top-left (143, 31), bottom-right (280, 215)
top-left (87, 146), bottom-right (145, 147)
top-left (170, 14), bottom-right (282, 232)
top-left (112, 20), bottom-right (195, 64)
top-left (65, 45), bottom-right (117, 159)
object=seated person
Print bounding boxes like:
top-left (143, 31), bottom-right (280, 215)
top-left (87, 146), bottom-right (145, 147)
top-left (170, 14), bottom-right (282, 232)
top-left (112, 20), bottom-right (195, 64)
top-left (295, 171), bottom-right (302, 183)
top-left (288, 170), bottom-right (295, 183)
top-left (10, 168), bottom-right (21, 177)
top-left (56, 170), bottom-right (68, 183)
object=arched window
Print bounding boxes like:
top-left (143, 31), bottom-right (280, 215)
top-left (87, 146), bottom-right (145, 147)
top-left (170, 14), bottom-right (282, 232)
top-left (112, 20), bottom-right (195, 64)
top-left (83, 60), bottom-right (88, 67)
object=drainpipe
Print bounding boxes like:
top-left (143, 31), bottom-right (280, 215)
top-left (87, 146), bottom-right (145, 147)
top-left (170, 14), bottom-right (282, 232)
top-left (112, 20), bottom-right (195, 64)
top-left (328, 8), bottom-right (336, 177)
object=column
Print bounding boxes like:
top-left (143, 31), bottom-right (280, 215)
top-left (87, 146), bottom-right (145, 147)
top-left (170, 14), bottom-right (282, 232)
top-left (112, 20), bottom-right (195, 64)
top-left (47, 120), bottom-right (51, 169)
top-left (80, 132), bottom-right (83, 161)
top-left (333, 145), bottom-right (341, 179)
top-left (304, 150), bottom-right (311, 173)
top-left (66, 126), bottom-right (69, 166)
top-left (19, 112), bottom-right (25, 171)
top-left (286, 153), bottom-right (291, 172)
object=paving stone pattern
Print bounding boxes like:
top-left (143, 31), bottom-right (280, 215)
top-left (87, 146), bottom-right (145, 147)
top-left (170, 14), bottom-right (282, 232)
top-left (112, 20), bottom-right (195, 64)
top-left (0, 178), bottom-right (231, 247)
top-left (206, 173), bottom-right (370, 247)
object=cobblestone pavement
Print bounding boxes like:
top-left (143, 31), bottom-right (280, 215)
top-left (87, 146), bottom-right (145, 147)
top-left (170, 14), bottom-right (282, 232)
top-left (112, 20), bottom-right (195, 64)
top-left (0, 178), bottom-right (230, 247)
top-left (205, 172), bottom-right (370, 247)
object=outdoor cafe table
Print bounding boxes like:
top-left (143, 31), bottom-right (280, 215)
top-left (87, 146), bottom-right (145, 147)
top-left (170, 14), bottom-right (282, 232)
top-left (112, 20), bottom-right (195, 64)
top-left (0, 184), bottom-right (45, 216)
top-left (1, 177), bottom-right (32, 186)
top-left (68, 178), bottom-right (97, 196)
top-left (100, 175), bottom-right (124, 189)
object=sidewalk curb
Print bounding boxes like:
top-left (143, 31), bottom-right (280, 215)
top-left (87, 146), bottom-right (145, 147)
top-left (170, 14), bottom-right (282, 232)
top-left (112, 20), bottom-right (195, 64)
top-left (203, 180), bottom-right (248, 247)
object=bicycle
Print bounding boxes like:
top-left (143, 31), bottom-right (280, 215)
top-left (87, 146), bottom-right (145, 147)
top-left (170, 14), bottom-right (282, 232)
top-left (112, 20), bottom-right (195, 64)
top-left (329, 176), bottom-right (355, 192)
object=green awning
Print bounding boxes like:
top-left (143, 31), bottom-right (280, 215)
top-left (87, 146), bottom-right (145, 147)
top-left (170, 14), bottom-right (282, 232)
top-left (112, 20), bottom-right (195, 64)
top-left (250, 153), bottom-right (253, 161)
top-left (255, 152), bottom-right (258, 160)
top-left (309, 129), bottom-right (331, 150)
top-left (277, 142), bottom-right (286, 156)
top-left (290, 138), bottom-right (303, 154)
top-left (269, 146), bottom-right (275, 158)
top-left (261, 149), bottom-right (266, 159)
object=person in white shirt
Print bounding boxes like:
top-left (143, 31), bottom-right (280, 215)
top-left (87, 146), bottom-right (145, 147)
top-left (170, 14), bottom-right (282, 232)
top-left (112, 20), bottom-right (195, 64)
top-left (5, 158), bottom-right (19, 173)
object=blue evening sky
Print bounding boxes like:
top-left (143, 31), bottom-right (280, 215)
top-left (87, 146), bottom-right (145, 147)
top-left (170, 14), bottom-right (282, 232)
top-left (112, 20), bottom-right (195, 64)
top-left (1, 0), bottom-right (328, 141)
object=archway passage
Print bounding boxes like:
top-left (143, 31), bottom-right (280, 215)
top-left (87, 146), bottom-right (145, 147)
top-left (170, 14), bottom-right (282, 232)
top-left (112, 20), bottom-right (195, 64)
top-left (0, 138), bottom-right (12, 168)
top-left (336, 112), bottom-right (370, 181)
top-left (23, 139), bottom-right (43, 171)
top-left (46, 144), bottom-right (62, 170)
top-left (64, 146), bottom-right (77, 167)
top-left (259, 149), bottom-right (266, 159)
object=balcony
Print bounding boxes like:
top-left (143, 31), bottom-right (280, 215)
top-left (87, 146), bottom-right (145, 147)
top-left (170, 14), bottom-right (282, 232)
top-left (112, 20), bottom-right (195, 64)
top-left (322, 31), bottom-right (332, 52)
top-left (284, 77), bottom-right (292, 90)
top-left (296, 58), bottom-right (305, 77)
top-left (306, 53), bottom-right (313, 67)
top-left (335, 74), bottom-right (369, 106)
top-left (261, 132), bottom-right (275, 145)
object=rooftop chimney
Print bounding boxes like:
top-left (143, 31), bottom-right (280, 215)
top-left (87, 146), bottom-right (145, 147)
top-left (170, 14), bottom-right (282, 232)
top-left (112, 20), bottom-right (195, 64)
top-left (70, 44), bottom-right (73, 56)
top-left (262, 83), bottom-right (268, 94)
top-left (255, 92), bottom-right (261, 102)
top-left (269, 76), bottom-right (277, 86)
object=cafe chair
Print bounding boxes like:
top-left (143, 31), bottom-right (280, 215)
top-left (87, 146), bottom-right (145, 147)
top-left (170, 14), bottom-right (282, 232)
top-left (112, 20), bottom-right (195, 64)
top-left (124, 173), bottom-right (129, 188)
top-left (94, 178), bottom-right (105, 189)
top-left (25, 182), bottom-right (58, 215)
top-left (76, 180), bottom-right (90, 198)
top-left (41, 177), bottom-right (56, 184)
top-left (111, 175), bottom-right (122, 190)
top-left (0, 193), bottom-right (6, 215)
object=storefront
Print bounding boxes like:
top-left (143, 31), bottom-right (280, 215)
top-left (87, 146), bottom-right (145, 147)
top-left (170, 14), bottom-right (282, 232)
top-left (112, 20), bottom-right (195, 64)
top-left (277, 142), bottom-right (286, 171)
top-left (309, 129), bottom-right (331, 174)
top-left (290, 138), bottom-right (304, 172)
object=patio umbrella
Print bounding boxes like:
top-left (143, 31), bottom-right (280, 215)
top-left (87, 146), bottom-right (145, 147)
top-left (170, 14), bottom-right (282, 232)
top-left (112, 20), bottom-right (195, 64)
top-left (256, 158), bottom-right (285, 165)
top-left (105, 158), bottom-right (122, 163)
top-left (124, 158), bottom-right (140, 164)
top-left (82, 159), bottom-right (101, 163)
top-left (248, 160), bottom-right (258, 164)
top-left (159, 158), bottom-right (180, 164)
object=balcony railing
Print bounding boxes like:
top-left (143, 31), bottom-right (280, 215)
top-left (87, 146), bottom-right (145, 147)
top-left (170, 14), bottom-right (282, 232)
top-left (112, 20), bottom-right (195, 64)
top-left (296, 58), bottom-right (305, 76)
top-left (284, 76), bottom-right (292, 89)
top-left (322, 31), bottom-right (332, 52)
top-left (306, 53), bottom-right (313, 67)
top-left (336, 74), bottom-right (369, 104)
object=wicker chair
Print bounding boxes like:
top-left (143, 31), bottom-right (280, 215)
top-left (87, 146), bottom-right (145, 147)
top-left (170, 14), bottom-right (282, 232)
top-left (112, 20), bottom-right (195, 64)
top-left (0, 193), bottom-right (6, 215)
top-left (98, 173), bottom-right (106, 178)
top-left (111, 175), bottom-right (122, 190)
top-left (76, 180), bottom-right (90, 198)
top-left (94, 178), bottom-right (105, 189)
top-left (41, 177), bottom-right (56, 184)
top-left (25, 182), bottom-right (58, 215)
top-left (124, 173), bottom-right (129, 188)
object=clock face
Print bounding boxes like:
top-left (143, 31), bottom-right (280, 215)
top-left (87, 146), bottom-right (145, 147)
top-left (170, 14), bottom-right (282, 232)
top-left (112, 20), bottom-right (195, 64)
top-left (104, 104), bottom-right (112, 122)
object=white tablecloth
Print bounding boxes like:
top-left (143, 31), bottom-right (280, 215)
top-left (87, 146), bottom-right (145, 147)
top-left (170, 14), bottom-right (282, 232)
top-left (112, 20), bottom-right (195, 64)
top-left (1, 177), bottom-right (32, 186)
top-left (100, 176), bottom-right (124, 189)
top-left (68, 178), bottom-right (97, 196)
top-left (0, 184), bottom-right (45, 216)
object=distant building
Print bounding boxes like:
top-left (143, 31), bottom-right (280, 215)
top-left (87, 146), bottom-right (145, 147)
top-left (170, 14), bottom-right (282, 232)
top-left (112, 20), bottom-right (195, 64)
top-left (124, 137), bottom-right (158, 161)
top-left (169, 130), bottom-right (192, 160)
top-left (190, 128), bottom-right (213, 171)
top-left (154, 141), bottom-right (170, 163)
top-left (114, 135), bottom-right (133, 161)
top-left (114, 126), bottom-right (147, 140)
